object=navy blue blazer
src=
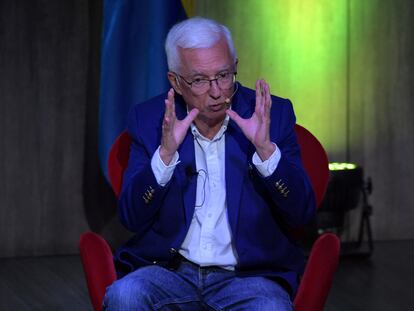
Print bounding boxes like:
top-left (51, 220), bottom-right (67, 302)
top-left (114, 83), bottom-right (316, 296)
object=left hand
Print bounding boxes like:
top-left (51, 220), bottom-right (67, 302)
top-left (226, 79), bottom-right (276, 161)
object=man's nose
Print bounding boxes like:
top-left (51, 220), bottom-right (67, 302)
top-left (208, 79), bottom-right (221, 98)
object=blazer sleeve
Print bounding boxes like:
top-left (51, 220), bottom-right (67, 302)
top-left (257, 99), bottom-right (316, 228)
top-left (117, 104), bottom-right (172, 234)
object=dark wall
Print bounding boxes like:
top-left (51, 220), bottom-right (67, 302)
top-left (348, 0), bottom-right (414, 240)
top-left (0, 0), bottom-right (119, 257)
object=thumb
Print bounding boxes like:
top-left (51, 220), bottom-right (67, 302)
top-left (182, 108), bottom-right (199, 127)
top-left (226, 109), bottom-right (244, 128)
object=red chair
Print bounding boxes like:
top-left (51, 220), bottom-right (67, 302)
top-left (293, 125), bottom-right (340, 311)
top-left (79, 125), bottom-right (340, 311)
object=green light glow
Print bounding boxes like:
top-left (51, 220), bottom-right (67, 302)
top-left (329, 162), bottom-right (357, 171)
top-left (195, 0), bottom-right (363, 160)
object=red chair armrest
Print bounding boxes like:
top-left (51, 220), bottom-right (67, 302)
top-left (79, 231), bottom-right (117, 311)
top-left (294, 233), bottom-right (341, 311)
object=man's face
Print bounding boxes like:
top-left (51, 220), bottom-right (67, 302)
top-left (171, 38), bottom-right (236, 126)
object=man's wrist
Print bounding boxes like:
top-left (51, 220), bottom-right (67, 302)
top-left (253, 143), bottom-right (281, 177)
top-left (159, 146), bottom-right (176, 165)
top-left (152, 146), bottom-right (179, 186)
top-left (255, 142), bottom-right (276, 162)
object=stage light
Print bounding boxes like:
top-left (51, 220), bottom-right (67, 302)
top-left (317, 162), bottom-right (373, 257)
top-left (328, 162), bottom-right (357, 171)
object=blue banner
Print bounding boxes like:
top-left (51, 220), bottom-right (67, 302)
top-left (99, 0), bottom-right (187, 179)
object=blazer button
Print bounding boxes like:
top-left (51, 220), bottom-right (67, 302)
top-left (169, 248), bottom-right (177, 254)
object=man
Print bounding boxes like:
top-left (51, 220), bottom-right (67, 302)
top-left (104, 17), bottom-right (315, 310)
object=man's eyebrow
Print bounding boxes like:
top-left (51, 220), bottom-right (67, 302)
top-left (188, 72), bottom-right (208, 77)
top-left (188, 66), bottom-right (232, 77)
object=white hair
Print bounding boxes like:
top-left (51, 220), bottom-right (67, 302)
top-left (165, 17), bottom-right (237, 73)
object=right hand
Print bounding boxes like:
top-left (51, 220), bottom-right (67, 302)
top-left (226, 79), bottom-right (275, 161)
top-left (160, 88), bottom-right (199, 165)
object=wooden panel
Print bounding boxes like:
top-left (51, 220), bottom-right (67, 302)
top-left (0, 1), bottom-right (89, 256)
top-left (349, 0), bottom-right (414, 239)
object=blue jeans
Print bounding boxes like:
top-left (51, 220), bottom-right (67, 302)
top-left (103, 260), bottom-right (293, 310)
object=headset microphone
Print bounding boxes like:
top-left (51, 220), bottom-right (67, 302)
top-left (224, 83), bottom-right (239, 105)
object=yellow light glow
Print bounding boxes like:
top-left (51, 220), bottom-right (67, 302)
top-left (329, 162), bottom-right (357, 171)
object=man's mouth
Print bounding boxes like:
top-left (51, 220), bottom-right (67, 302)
top-left (208, 102), bottom-right (226, 112)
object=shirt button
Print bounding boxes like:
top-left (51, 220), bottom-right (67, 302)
top-left (208, 213), bottom-right (212, 218)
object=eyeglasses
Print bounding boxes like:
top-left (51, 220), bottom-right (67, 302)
top-left (175, 71), bottom-right (237, 95)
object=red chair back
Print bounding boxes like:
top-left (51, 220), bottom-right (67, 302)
top-left (294, 124), bottom-right (329, 208)
top-left (108, 131), bottom-right (132, 197)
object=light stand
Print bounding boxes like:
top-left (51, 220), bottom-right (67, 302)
top-left (317, 163), bottom-right (374, 257)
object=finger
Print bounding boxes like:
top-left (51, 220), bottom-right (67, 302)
top-left (163, 101), bottom-right (171, 125)
top-left (164, 90), bottom-right (172, 117)
top-left (169, 88), bottom-right (176, 120)
top-left (181, 108), bottom-right (199, 128)
top-left (256, 80), bottom-right (268, 121)
top-left (226, 109), bottom-right (245, 128)
top-left (165, 88), bottom-right (175, 119)
top-left (255, 79), bottom-right (265, 116)
top-left (264, 82), bottom-right (271, 118)
top-left (164, 88), bottom-right (177, 127)
top-left (163, 90), bottom-right (175, 131)
top-left (163, 100), bottom-right (172, 133)
top-left (255, 79), bottom-right (262, 107)
top-left (260, 80), bottom-right (270, 113)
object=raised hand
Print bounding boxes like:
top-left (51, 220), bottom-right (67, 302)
top-left (160, 88), bottom-right (199, 165)
top-left (226, 79), bottom-right (275, 161)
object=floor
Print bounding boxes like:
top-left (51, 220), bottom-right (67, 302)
top-left (325, 240), bottom-right (414, 311)
top-left (0, 240), bottom-right (413, 310)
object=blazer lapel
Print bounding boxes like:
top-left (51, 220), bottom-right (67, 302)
top-left (175, 97), bottom-right (197, 226)
top-left (225, 85), bottom-right (253, 235)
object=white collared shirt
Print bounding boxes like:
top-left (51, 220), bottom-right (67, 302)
top-left (151, 117), bottom-right (281, 269)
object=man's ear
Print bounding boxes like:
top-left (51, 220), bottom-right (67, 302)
top-left (167, 72), bottom-right (182, 95)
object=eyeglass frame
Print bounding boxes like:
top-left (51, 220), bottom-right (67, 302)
top-left (173, 70), bottom-right (237, 95)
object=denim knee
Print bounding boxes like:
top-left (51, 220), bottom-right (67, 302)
top-left (103, 276), bottom-right (153, 310)
top-left (255, 297), bottom-right (293, 311)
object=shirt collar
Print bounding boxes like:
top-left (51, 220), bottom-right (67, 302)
top-left (190, 114), bottom-right (229, 142)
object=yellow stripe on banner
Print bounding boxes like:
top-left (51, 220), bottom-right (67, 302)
top-left (181, 0), bottom-right (195, 17)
